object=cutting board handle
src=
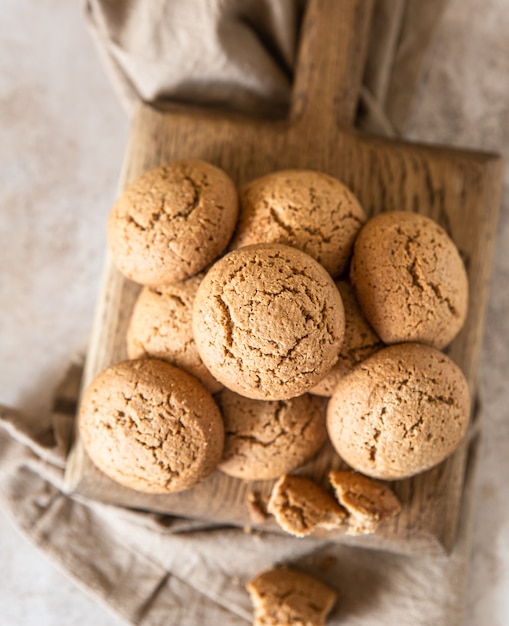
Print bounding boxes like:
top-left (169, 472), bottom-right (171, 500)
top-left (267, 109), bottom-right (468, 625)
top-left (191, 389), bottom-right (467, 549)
top-left (291, 0), bottom-right (374, 131)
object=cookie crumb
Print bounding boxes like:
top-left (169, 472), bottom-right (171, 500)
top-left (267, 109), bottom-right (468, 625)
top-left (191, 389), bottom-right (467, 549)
top-left (329, 470), bottom-right (401, 535)
top-left (247, 566), bottom-right (337, 626)
top-left (247, 491), bottom-right (269, 524)
top-left (318, 555), bottom-right (337, 571)
top-left (268, 474), bottom-right (346, 537)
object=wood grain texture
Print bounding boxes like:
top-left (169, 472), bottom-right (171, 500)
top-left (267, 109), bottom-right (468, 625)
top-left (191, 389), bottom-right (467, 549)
top-left (65, 0), bottom-right (503, 555)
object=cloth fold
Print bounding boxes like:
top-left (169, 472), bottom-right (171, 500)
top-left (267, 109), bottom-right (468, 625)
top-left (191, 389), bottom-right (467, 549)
top-left (0, 387), bottom-right (480, 625)
top-left (83, 0), bottom-right (304, 118)
top-left (0, 1), bottom-right (484, 624)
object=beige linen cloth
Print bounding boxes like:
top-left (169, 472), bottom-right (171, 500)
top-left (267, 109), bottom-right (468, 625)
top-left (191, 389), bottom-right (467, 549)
top-left (0, 1), bottom-right (484, 624)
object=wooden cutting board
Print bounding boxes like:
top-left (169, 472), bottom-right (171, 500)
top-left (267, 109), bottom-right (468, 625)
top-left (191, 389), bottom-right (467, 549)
top-left (65, 0), bottom-right (503, 555)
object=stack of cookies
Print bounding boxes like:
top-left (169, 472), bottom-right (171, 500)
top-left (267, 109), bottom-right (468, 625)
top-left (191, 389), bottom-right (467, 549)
top-left (79, 158), bottom-right (471, 537)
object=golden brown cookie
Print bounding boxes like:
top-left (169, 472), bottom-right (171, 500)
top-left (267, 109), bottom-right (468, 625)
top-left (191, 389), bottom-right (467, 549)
top-left (268, 474), bottom-right (346, 537)
top-left (247, 566), bottom-right (337, 626)
top-left (78, 358), bottom-right (224, 493)
top-left (329, 470), bottom-right (401, 535)
top-left (193, 243), bottom-right (345, 400)
top-left (310, 281), bottom-right (383, 396)
top-left (217, 390), bottom-right (327, 480)
top-left (326, 343), bottom-right (470, 480)
top-left (126, 274), bottom-right (222, 393)
top-left (107, 159), bottom-right (238, 285)
top-left (230, 169), bottom-right (366, 277)
top-left (350, 210), bottom-right (468, 349)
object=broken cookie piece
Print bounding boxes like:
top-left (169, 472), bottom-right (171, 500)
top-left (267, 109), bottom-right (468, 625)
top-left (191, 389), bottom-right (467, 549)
top-left (268, 475), bottom-right (346, 537)
top-left (247, 566), bottom-right (337, 626)
top-left (329, 470), bottom-right (401, 535)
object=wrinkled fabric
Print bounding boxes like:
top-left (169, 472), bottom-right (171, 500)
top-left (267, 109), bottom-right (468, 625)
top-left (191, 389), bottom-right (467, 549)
top-left (0, 389), bottom-right (481, 625)
top-left (83, 0), bottom-right (305, 118)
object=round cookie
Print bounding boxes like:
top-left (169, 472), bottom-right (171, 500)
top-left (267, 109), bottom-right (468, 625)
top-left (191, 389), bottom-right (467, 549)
top-left (192, 243), bottom-right (345, 400)
top-left (350, 210), bottom-right (468, 349)
top-left (126, 274), bottom-right (222, 393)
top-left (107, 159), bottom-right (238, 285)
top-left (230, 169), bottom-right (366, 277)
top-left (310, 281), bottom-right (383, 396)
top-left (326, 343), bottom-right (470, 480)
top-left (217, 389), bottom-right (328, 480)
top-left (79, 358), bottom-right (224, 493)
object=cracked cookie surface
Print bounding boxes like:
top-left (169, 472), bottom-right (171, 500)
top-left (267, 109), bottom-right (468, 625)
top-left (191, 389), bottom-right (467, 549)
top-left (311, 281), bottom-right (384, 396)
top-left (268, 474), bottom-right (346, 537)
top-left (350, 210), bottom-right (468, 349)
top-left (126, 274), bottom-right (222, 393)
top-left (107, 159), bottom-right (238, 285)
top-left (326, 343), bottom-right (470, 480)
top-left (192, 243), bottom-right (345, 400)
top-left (217, 390), bottom-right (327, 480)
top-left (329, 470), bottom-right (401, 535)
top-left (230, 169), bottom-right (366, 277)
top-left (247, 566), bottom-right (337, 626)
top-left (78, 358), bottom-right (224, 493)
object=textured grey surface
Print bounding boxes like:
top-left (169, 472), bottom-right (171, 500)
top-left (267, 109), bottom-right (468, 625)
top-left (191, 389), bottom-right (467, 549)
top-left (0, 2), bottom-right (127, 624)
top-left (405, 2), bottom-right (509, 624)
top-left (0, 0), bottom-right (508, 624)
